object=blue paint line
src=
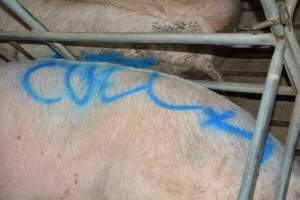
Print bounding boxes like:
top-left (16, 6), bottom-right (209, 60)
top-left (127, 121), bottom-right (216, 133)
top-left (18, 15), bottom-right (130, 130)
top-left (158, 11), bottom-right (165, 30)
top-left (202, 107), bottom-right (251, 139)
top-left (146, 73), bottom-right (204, 111)
top-left (23, 60), bottom-right (64, 104)
top-left (202, 107), bottom-right (275, 162)
top-left (263, 137), bottom-right (275, 162)
top-left (22, 60), bottom-right (276, 163)
top-left (81, 52), bottom-right (156, 69)
top-left (52, 53), bottom-right (63, 59)
top-left (146, 74), bottom-right (274, 162)
top-left (97, 66), bottom-right (147, 104)
top-left (65, 65), bottom-right (96, 106)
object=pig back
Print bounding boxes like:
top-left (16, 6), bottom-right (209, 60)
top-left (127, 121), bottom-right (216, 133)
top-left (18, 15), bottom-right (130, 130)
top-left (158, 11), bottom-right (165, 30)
top-left (1, 59), bottom-right (297, 200)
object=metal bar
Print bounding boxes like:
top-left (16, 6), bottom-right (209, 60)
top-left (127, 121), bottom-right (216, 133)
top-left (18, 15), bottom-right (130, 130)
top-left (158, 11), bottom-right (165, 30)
top-left (192, 80), bottom-right (295, 96)
top-left (284, 27), bottom-right (300, 91)
top-left (0, 52), bottom-right (10, 62)
top-left (238, 40), bottom-right (286, 200)
top-left (276, 94), bottom-right (300, 200)
top-left (9, 41), bottom-right (34, 59)
top-left (0, 0), bottom-right (75, 60)
top-left (286, 0), bottom-right (298, 18)
top-left (0, 32), bottom-right (276, 46)
top-left (260, 0), bottom-right (286, 37)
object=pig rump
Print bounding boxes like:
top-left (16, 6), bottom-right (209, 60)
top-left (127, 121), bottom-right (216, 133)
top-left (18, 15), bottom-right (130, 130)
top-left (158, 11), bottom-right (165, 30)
top-left (1, 59), bottom-right (299, 199)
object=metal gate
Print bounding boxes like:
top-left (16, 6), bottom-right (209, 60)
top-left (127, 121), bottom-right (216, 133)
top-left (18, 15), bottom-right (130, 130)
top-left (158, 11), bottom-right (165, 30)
top-left (0, 0), bottom-right (299, 199)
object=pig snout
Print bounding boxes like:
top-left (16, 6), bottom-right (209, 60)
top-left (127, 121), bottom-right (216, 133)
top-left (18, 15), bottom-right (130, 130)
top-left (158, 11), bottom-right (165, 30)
top-left (1, 59), bottom-right (300, 200)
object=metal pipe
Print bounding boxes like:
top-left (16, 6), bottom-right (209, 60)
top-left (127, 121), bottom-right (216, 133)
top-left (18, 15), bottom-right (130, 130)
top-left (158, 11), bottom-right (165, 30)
top-left (238, 40), bottom-right (286, 200)
top-left (0, 52), bottom-right (10, 62)
top-left (286, 0), bottom-right (298, 18)
top-left (192, 80), bottom-right (295, 96)
top-left (253, 20), bottom-right (278, 31)
top-left (284, 27), bottom-right (300, 91)
top-left (260, 0), bottom-right (286, 37)
top-left (284, 45), bottom-right (300, 91)
top-left (9, 42), bottom-right (34, 59)
top-left (0, 0), bottom-right (75, 60)
top-left (276, 94), bottom-right (300, 200)
top-left (0, 31), bottom-right (276, 46)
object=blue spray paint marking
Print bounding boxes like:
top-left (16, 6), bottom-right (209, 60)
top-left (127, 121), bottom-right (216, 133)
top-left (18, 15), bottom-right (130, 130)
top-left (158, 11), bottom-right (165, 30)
top-left (145, 73), bottom-right (275, 162)
top-left (65, 64), bottom-right (96, 106)
top-left (97, 66), bottom-right (148, 104)
top-left (52, 53), bottom-right (63, 59)
top-left (22, 59), bottom-right (276, 163)
top-left (81, 52), bottom-right (156, 69)
top-left (22, 60), bottom-right (65, 104)
top-left (146, 73), bottom-right (205, 111)
top-left (201, 107), bottom-right (274, 162)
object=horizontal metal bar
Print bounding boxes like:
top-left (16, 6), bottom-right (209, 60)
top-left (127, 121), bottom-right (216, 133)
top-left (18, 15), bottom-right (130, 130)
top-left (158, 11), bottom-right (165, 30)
top-left (193, 80), bottom-right (295, 96)
top-left (238, 40), bottom-right (286, 200)
top-left (0, 0), bottom-right (76, 60)
top-left (0, 31), bottom-right (276, 46)
top-left (276, 93), bottom-right (300, 200)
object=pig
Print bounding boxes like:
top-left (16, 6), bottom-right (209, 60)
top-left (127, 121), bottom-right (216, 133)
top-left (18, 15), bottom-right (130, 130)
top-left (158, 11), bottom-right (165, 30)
top-left (0, 59), bottom-right (299, 200)
top-left (0, 0), bottom-right (241, 80)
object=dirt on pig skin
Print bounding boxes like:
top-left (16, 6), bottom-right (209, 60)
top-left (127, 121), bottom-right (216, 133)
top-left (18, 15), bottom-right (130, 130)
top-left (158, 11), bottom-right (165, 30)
top-left (0, 0), bottom-right (241, 80)
top-left (0, 59), bottom-right (300, 200)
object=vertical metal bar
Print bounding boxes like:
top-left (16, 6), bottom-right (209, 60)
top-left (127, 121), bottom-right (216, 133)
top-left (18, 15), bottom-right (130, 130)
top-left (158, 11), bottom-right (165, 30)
top-left (286, 0), bottom-right (298, 18)
top-left (276, 94), bottom-right (300, 200)
top-left (284, 44), bottom-right (300, 91)
top-left (260, 0), bottom-right (286, 37)
top-left (284, 27), bottom-right (300, 91)
top-left (260, 0), bottom-right (300, 91)
top-left (9, 42), bottom-right (34, 59)
top-left (0, 0), bottom-right (76, 60)
top-left (238, 40), bottom-right (286, 200)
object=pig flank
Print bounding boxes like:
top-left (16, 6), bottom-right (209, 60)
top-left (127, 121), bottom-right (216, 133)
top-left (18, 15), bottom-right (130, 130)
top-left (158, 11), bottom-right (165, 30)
top-left (0, 59), bottom-right (299, 200)
top-left (0, 0), bottom-right (241, 80)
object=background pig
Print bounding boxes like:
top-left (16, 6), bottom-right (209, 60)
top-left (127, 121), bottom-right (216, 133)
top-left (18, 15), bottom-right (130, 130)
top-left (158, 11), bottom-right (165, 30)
top-left (0, 59), bottom-right (299, 200)
top-left (0, 0), bottom-right (241, 80)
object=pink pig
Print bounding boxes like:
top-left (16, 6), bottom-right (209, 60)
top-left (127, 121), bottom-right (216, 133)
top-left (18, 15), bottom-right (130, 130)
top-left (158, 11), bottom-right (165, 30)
top-left (0, 59), bottom-right (299, 200)
top-left (0, 0), bottom-right (241, 80)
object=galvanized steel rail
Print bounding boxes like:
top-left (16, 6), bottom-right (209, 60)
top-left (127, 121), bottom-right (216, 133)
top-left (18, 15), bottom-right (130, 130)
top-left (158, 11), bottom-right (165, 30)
top-left (0, 0), bottom-right (75, 60)
top-left (238, 39), bottom-right (287, 200)
top-left (0, 0), bottom-right (299, 199)
top-left (0, 32), bottom-right (276, 46)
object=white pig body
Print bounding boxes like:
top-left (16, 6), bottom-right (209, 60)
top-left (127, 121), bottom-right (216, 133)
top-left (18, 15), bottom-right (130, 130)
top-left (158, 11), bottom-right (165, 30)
top-left (0, 59), bottom-right (299, 200)
top-left (0, 0), bottom-right (241, 80)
